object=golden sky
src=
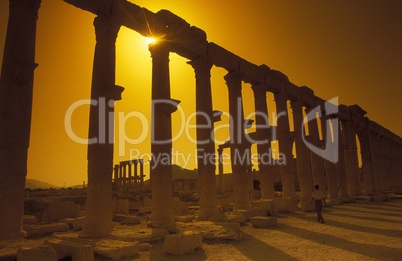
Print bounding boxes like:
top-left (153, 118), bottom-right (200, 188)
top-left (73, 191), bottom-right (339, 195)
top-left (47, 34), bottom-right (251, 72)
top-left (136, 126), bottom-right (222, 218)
top-left (0, 0), bottom-right (401, 187)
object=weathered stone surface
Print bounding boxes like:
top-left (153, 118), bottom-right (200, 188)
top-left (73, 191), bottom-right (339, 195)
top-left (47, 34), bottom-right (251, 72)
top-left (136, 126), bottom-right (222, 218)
top-left (272, 198), bottom-right (296, 213)
top-left (47, 237), bottom-right (95, 261)
top-left (176, 221), bottom-right (243, 241)
top-left (233, 209), bottom-right (267, 221)
top-left (111, 227), bottom-right (169, 243)
top-left (95, 240), bottom-right (139, 260)
top-left (58, 218), bottom-right (75, 229)
top-left (250, 216), bottom-right (278, 228)
top-left (42, 201), bottom-right (77, 222)
top-left (23, 223), bottom-right (70, 238)
top-left (17, 245), bottom-right (58, 261)
top-left (251, 199), bottom-right (278, 216)
top-left (121, 216), bottom-right (141, 225)
top-left (23, 215), bottom-right (39, 224)
top-left (211, 212), bottom-right (246, 223)
top-left (113, 199), bottom-right (129, 215)
top-left (164, 231), bottom-right (202, 255)
top-left (372, 194), bottom-right (386, 202)
top-left (173, 197), bottom-right (188, 215)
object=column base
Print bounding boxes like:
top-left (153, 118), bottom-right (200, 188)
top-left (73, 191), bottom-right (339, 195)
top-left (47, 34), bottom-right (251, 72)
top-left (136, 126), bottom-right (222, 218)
top-left (298, 197), bottom-right (315, 212)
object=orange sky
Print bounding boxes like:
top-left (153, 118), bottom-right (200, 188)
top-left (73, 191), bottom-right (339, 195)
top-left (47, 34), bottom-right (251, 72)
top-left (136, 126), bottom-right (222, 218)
top-left (0, 0), bottom-right (401, 187)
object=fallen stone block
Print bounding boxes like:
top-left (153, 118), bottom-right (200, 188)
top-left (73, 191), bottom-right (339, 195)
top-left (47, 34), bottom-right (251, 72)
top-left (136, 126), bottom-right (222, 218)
top-left (111, 227), bottom-right (169, 243)
top-left (23, 223), bottom-right (70, 238)
top-left (114, 199), bottom-right (129, 215)
top-left (176, 221), bottom-right (243, 241)
top-left (42, 201), bottom-right (77, 222)
top-left (17, 245), bottom-right (58, 261)
top-left (58, 218), bottom-right (75, 229)
top-left (250, 216), bottom-right (278, 228)
top-left (23, 215), bottom-right (39, 224)
top-left (95, 240), bottom-right (139, 260)
top-left (138, 207), bottom-right (151, 214)
top-left (164, 231), bottom-right (202, 255)
top-left (121, 216), bottom-right (141, 225)
top-left (73, 217), bottom-right (86, 231)
top-left (175, 215), bottom-right (194, 223)
top-left (272, 198), bottom-right (296, 213)
top-left (139, 243), bottom-right (151, 251)
top-left (47, 237), bottom-right (95, 261)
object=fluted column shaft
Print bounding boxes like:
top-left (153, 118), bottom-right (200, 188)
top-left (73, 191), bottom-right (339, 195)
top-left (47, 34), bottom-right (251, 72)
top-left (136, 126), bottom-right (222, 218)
top-left (274, 92), bottom-right (296, 201)
top-left (290, 99), bottom-right (313, 209)
top-left (0, 0), bottom-right (41, 240)
top-left (189, 57), bottom-right (217, 219)
top-left (252, 84), bottom-right (275, 199)
top-left (225, 72), bottom-right (250, 210)
top-left (80, 16), bottom-right (122, 238)
top-left (149, 42), bottom-right (176, 229)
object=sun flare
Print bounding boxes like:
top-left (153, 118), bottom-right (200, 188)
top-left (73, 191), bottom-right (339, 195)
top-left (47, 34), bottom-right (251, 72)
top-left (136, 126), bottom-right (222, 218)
top-left (144, 37), bottom-right (157, 45)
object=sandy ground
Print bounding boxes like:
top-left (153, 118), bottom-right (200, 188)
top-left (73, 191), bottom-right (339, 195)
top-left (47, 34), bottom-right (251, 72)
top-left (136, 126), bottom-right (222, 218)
top-left (1, 198), bottom-right (401, 261)
top-left (140, 198), bottom-right (402, 261)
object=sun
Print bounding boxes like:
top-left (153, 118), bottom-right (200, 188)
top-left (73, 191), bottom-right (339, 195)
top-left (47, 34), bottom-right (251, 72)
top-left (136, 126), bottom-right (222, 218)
top-left (144, 37), bottom-right (157, 45)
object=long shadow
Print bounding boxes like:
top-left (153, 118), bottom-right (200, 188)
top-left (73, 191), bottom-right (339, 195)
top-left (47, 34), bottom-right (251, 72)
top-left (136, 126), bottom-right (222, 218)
top-left (149, 242), bottom-right (208, 261)
top-left (233, 231), bottom-right (299, 261)
top-left (331, 206), bottom-right (402, 218)
top-left (327, 211), bottom-right (402, 223)
top-left (279, 223), bottom-right (402, 260)
top-left (292, 214), bottom-right (402, 239)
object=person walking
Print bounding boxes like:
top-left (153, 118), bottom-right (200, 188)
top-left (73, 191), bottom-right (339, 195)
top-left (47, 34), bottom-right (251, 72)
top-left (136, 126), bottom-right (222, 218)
top-left (311, 185), bottom-right (326, 223)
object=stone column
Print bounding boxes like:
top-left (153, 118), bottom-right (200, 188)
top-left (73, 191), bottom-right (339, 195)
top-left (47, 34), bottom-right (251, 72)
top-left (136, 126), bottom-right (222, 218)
top-left (217, 147), bottom-right (224, 193)
top-left (225, 71), bottom-right (250, 210)
top-left (251, 84), bottom-right (275, 199)
top-left (306, 106), bottom-right (326, 194)
top-left (274, 92), bottom-right (296, 202)
top-left (149, 42), bottom-right (178, 229)
top-left (336, 122), bottom-right (349, 199)
top-left (290, 99), bottom-right (313, 210)
top-left (113, 164), bottom-right (119, 190)
top-left (341, 119), bottom-right (359, 199)
top-left (134, 160), bottom-right (138, 188)
top-left (139, 159), bottom-right (144, 188)
top-left (321, 116), bottom-right (340, 203)
top-left (80, 16), bottom-right (122, 238)
top-left (0, 0), bottom-right (41, 240)
top-left (188, 57), bottom-right (218, 219)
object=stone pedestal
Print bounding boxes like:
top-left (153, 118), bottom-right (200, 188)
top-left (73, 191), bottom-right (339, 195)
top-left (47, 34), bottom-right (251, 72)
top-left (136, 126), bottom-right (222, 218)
top-left (189, 57), bottom-right (218, 219)
top-left (225, 72), bottom-right (250, 210)
top-left (0, 0), bottom-right (41, 240)
top-left (79, 16), bottom-right (122, 238)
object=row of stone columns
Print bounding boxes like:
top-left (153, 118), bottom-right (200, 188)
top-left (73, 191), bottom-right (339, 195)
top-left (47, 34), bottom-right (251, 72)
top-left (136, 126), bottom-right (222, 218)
top-left (113, 159), bottom-right (144, 191)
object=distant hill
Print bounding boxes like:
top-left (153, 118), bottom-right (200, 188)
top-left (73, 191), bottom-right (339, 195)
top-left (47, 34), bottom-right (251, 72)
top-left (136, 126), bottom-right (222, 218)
top-left (25, 179), bottom-right (60, 189)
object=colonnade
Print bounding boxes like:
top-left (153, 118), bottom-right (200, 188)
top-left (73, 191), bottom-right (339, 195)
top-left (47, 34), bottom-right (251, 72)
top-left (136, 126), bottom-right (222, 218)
top-left (0, 0), bottom-right (401, 239)
top-left (113, 159), bottom-right (145, 192)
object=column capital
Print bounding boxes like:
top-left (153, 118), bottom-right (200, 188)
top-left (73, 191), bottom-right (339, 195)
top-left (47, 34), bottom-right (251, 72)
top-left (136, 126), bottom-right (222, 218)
top-left (10, 0), bottom-right (41, 17)
top-left (188, 56), bottom-right (212, 77)
top-left (94, 15), bottom-right (121, 43)
top-left (251, 84), bottom-right (267, 98)
top-left (274, 92), bottom-right (288, 111)
top-left (149, 42), bottom-right (170, 60)
top-left (224, 71), bottom-right (242, 88)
